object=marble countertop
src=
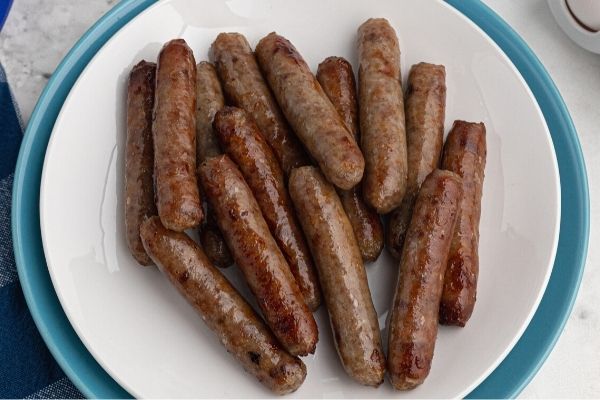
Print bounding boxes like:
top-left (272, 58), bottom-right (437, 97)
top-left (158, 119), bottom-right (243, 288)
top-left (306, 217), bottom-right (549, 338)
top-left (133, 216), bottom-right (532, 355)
top-left (0, 0), bottom-right (597, 397)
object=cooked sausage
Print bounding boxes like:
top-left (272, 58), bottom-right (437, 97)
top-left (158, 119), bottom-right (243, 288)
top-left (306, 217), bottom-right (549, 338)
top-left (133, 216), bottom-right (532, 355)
top-left (357, 18), bottom-right (407, 213)
top-left (387, 63), bottom-right (446, 259)
top-left (336, 192), bottom-right (384, 263)
top-left (195, 61), bottom-right (233, 268)
top-left (199, 211), bottom-right (233, 269)
top-left (255, 32), bottom-right (365, 190)
top-left (439, 121), bottom-right (486, 326)
top-left (210, 33), bottom-right (308, 176)
top-left (198, 155), bottom-right (318, 356)
top-left (153, 39), bottom-right (202, 231)
top-left (387, 170), bottom-right (462, 390)
top-left (316, 57), bottom-right (359, 139)
top-left (289, 166), bottom-right (385, 387)
top-left (316, 56), bottom-right (384, 262)
top-left (195, 61), bottom-right (224, 161)
top-left (139, 216), bottom-right (306, 395)
top-left (125, 60), bottom-right (157, 266)
top-left (214, 107), bottom-right (321, 310)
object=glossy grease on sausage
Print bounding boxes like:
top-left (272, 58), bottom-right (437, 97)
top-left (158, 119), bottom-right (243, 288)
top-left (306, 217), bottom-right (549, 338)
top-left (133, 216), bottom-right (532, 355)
top-left (125, 60), bottom-right (157, 266)
top-left (199, 155), bottom-right (318, 356)
top-left (289, 166), bottom-right (385, 387)
top-left (195, 61), bottom-right (233, 268)
top-left (387, 63), bottom-right (446, 259)
top-left (255, 32), bottom-right (365, 190)
top-left (210, 33), bottom-right (308, 175)
top-left (214, 107), bottom-right (321, 310)
top-left (439, 121), bottom-right (486, 326)
top-left (139, 216), bottom-right (306, 395)
top-left (387, 170), bottom-right (462, 390)
top-left (357, 18), bottom-right (407, 213)
top-left (153, 39), bottom-right (202, 231)
top-left (316, 57), bottom-right (384, 262)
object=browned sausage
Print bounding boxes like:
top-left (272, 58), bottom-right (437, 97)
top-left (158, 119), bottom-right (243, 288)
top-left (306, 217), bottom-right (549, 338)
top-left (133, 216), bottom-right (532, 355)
top-left (195, 61), bottom-right (224, 161)
top-left (195, 61), bottom-right (233, 268)
top-left (289, 166), bottom-right (385, 387)
top-left (387, 169), bottom-right (462, 390)
top-left (198, 155), bottom-right (318, 356)
top-left (255, 32), bottom-right (365, 190)
top-left (153, 39), bottom-right (202, 231)
top-left (316, 56), bottom-right (384, 262)
top-left (387, 63), bottom-right (446, 259)
top-left (198, 211), bottom-right (233, 269)
top-left (439, 121), bottom-right (486, 326)
top-left (139, 216), bottom-right (306, 395)
top-left (214, 107), bottom-right (321, 310)
top-left (316, 57), bottom-right (359, 138)
top-left (357, 18), bottom-right (407, 213)
top-left (125, 60), bottom-right (157, 266)
top-left (210, 33), bottom-right (308, 176)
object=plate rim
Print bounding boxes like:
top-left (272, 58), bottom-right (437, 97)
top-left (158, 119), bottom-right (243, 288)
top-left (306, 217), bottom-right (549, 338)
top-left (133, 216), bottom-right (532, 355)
top-left (38, 0), bottom-right (562, 398)
top-left (11, 0), bottom-right (589, 398)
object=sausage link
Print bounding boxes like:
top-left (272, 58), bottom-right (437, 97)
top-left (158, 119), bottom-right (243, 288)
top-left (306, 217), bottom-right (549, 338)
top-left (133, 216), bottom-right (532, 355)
top-left (139, 216), bottom-right (306, 395)
top-left (357, 18), bottom-right (407, 213)
top-left (289, 166), bottom-right (385, 387)
top-left (210, 33), bottom-right (308, 175)
top-left (199, 155), bottom-right (318, 356)
top-left (153, 39), bottom-right (202, 231)
top-left (125, 60), bottom-right (157, 266)
top-left (196, 61), bottom-right (224, 161)
top-left (316, 57), bottom-right (360, 138)
top-left (387, 63), bottom-right (446, 259)
top-left (387, 170), bottom-right (462, 390)
top-left (439, 121), bottom-right (486, 326)
top-left (199, 211), bottom-right (233, 269)
top-left (316, 57), bottom-right (384, 262)
top-left (337, 191), bottom-right (384, 263)
top-left (255, 32), bottom-right (365, 190)
top-left (195, 61), bottom-right (233, 268)
top-left (214, 107), bottom-right (321, 310)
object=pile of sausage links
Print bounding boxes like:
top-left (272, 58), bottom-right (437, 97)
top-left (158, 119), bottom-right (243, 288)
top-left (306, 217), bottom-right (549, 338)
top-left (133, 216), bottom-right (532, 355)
top-left (124, 18), bottom-right (487, 394)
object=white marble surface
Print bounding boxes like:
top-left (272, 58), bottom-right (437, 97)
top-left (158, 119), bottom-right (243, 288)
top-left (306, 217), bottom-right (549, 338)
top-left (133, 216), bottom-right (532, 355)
top-left (0, 0), bottom-right (597, 398)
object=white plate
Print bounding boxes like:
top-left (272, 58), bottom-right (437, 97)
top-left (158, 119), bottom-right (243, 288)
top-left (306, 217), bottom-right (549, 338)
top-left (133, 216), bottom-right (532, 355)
top-left (40, 0), bottom-right (560, 398)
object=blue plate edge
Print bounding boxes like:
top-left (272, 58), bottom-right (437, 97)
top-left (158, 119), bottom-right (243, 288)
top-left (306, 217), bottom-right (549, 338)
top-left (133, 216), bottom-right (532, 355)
top-left (11, 0), bottom-right (150, 398)
top-left (451, 1), bottom-right (590, 398)
top-left (11, 0), bottom-right (590, 398)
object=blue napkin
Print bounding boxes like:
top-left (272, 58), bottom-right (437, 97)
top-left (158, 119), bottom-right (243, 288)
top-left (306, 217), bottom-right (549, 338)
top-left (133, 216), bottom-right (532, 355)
top-left (0, 64), bottom-right (83, 398)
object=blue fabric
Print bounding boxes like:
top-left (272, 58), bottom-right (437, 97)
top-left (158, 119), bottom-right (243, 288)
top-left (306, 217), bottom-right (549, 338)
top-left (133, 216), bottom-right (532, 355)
top-left (0, 64), bottom-right (83, 398)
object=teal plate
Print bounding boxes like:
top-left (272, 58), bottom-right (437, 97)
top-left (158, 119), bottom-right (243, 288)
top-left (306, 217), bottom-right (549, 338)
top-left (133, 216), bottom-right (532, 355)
top-left (12, 0), bottom-right (589, 398)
